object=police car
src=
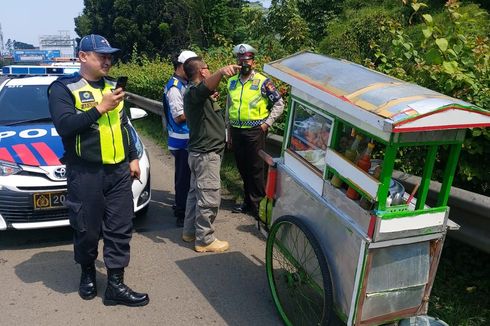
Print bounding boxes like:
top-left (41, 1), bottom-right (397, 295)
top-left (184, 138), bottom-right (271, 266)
top-left (0, 65), bottom-right (151, 231)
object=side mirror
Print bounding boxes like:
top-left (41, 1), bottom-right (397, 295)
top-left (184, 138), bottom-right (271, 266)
top-left (129, 107), bottom-right (148, 120)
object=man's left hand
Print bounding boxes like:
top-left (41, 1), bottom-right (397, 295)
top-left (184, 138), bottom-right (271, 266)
top-left (129, 159), bottom-right (141, 181)
top-left (260, 123), bottom-right (269, 132)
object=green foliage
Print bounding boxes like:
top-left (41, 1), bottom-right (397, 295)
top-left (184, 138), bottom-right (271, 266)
top-left (319, 5), bottom-right (400, 63)
top-left (430, 239), bottom-right (490, 325)
top-left (75, 0), bottom-right (247, 59)
top-left (365, 1), bottom-right (490, 195)
top-left (267, 0), bottom-right (313, 52)
top-left (111, 45), bottom-right (172, 100)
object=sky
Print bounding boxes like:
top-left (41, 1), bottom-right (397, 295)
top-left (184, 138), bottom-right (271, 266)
top-left (0, 0), bottom-right (84, 47)
top-left (0, 0), bottom-right (271, 48)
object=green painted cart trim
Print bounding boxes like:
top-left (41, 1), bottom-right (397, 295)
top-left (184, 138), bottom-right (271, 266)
top-left (377, 206), bottom-right (448, 219)
top-left (376, 144), bottom-right (398, 211)
top-left (395, 140), bottom-right (463, 147)
top-left (326, 119), bottom-right (342, 180)
top-left (282, 95), bottom-right (295, 155)
top-left (416, 145), bottom-right (438, 210)
top-left (437, 144), bottom-right (462, 206)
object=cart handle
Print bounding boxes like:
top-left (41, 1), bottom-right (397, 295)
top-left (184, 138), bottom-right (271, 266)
top-left (259, 149), bottom-right (276, 167)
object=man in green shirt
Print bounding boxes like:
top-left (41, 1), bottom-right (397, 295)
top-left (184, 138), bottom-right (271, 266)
top-left (181, 57), bottom-right (239, 253)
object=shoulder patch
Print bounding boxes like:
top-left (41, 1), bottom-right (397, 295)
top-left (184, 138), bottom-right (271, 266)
top-left (79, 91), bottom-right (95, 103)
top-left (229, 79), bottom-right (238, 90)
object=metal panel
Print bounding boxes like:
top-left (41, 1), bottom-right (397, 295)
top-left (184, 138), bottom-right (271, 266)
top-left (361, 242), bottom-right (430, 320)
top-left (283, 151), bottom-right (323, 195)
top-left (272, 164), bottom-right (368, 319)
top-left (325, 148), bottom-right (380, 200)
top-left (374, 210), bottom-right (448, 242)
top-left (362, 285), bottom-right (426, 321)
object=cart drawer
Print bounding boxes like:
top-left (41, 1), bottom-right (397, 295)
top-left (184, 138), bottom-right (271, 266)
top-left (361, 241), bottom-right (430, 321)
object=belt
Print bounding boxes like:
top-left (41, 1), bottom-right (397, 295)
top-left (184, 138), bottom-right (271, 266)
top-left (229, 119), bottom-right (265, 128)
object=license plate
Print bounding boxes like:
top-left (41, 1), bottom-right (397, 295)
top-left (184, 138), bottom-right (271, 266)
top-left (33, 191), bottom-right (66, 210)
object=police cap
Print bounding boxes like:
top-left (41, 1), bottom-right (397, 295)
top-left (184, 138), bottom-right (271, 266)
top-left (233, 43), bottom-right (257, 60)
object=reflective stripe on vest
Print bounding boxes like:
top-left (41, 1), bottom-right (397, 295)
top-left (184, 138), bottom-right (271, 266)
top-left (163, 77), bottom-right (189, 150)
top-left (227, 73), bottom-right (268, 128)
top-left (66, 78), bottom-right (127, 164)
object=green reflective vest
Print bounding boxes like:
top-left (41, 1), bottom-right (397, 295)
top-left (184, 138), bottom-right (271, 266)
top-left (227, 72), bottom-right (268, 128)
top-left (66, 78), bottom-right (129, 164)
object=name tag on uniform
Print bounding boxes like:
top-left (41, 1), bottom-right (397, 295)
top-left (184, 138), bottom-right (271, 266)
top-left (229, 80), bottom-right (237, 90)
top-left (250, 79), bottom-right (260, 90)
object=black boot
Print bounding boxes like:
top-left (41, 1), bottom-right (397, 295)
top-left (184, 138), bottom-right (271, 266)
top-left (103, 268), bottom-right (149, 307)
top-left (79, 263), bottom-right (97, 300)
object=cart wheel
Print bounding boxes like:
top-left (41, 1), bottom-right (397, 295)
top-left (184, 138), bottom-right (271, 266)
top-left (266, 216), bottom-right (334, 326)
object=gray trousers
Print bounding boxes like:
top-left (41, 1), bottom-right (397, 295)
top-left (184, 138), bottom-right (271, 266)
top-left (183, 151), bottom-right (222, 246)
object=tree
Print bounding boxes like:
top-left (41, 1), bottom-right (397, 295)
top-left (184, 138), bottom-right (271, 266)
top-left (268, 0), bottom-right (312, 52)
top-left (14, 41), bottom-right (35, 49)
top-left (74, 0), bottom-right (247, 59)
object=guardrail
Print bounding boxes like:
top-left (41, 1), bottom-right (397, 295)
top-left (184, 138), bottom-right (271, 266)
top-left (125, 92), bottom-right (490, 253)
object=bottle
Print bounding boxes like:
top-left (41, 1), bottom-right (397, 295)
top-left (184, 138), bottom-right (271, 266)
top-left (346, 142), bottom-right (374, 200)
top-left (331, 132), bottom-right (362, 188)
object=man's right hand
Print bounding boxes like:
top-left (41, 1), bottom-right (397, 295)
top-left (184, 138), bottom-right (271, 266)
top-left (96, 88), bottom-right (125, 114)
top-left (219, 65), bottom-right (241, 77)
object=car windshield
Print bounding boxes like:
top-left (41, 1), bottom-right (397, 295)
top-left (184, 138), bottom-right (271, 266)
top-left (0, 84), bottom-right (51, 125)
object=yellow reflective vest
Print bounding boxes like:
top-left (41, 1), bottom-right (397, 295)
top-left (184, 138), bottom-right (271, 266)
top-left (65, 78), bottom-right (129, 164)
top-left (227, 72), bottom-right (269, 128)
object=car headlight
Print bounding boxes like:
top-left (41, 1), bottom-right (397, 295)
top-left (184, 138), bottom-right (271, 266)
top-left (0, 160), bottom-right (22, 176)
top-left (128, 124), bottom-right (144, 159)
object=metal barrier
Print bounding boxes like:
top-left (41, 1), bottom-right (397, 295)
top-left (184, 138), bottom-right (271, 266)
top-left (125, 92), bottom-right (490, 253)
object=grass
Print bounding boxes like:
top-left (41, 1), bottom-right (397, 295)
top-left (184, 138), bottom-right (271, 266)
top-left (133, 112), bottom-right (489, 326)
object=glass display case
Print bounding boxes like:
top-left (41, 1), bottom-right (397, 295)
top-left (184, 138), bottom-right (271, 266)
top-left (288, 100), bottom-right (333, 172)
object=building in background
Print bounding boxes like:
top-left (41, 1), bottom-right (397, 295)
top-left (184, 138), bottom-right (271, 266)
top-left (39, 31), bottom-right (75, 58)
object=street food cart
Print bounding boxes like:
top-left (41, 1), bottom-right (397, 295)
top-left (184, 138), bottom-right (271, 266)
top-left (257, 52), bottom-right (490, 326)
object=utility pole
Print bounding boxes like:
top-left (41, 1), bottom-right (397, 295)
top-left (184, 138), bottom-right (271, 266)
top-left (0, 23), bottom-right (5, 54)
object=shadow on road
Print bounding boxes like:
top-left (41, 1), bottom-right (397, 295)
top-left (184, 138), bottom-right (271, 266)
top-left (0, 227), bottom-right (73, 250)
top-left (176, 251), bottom-right (281, 325)
top-left (14, 250), bottom-right (106, 295)
top-left (134, 189), bottom-right (243, 246)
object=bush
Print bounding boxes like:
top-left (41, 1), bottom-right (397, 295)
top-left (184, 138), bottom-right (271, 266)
top-left (318, 5), bottom-right (402, 63)
top-left (366, 1), bottom-right (490, 195)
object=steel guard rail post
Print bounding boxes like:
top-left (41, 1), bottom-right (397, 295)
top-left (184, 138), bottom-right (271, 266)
top-left (125, 92), bottom-right (490, 253)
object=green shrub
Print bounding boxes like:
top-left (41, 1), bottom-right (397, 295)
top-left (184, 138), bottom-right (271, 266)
top-left (318, 5), bottom-right (401, 63)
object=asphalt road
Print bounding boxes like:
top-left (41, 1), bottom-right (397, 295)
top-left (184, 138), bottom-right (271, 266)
top-left (0, 133), bottom-right (282, 326)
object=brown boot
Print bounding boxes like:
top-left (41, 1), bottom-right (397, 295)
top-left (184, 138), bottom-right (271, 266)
top-left (195, 239), bottom-right (229, 253)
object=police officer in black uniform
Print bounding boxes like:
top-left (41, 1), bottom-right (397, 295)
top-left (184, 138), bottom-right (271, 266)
top-left (48, 34), bottom-right (149, 307)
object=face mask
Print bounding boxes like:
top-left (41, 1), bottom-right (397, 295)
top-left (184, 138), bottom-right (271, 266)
top-left (240, 63), bottom-right (251, 75)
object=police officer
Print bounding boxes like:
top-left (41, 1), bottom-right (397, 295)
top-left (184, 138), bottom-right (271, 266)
top-left (48, 34), bottom-right (149, 307)
top-left (227, 44), bottom-right (285, 216)
top-left (163, 50), bottom-right (197, 227)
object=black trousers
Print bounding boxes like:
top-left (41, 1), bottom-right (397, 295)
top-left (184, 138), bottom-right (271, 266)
top-left (65, 161), bottom-right (134, 269)
top-left (231, 126), bottom-right (266, 213)
top-left (170, 149), bottom-right (191, 217)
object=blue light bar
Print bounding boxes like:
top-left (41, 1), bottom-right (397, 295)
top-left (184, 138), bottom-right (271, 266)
top-left (1, 65), bottom-right (79, 76)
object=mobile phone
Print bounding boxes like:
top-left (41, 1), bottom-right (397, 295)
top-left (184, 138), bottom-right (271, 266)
top-left (115, 76), bottom-right (128, 91)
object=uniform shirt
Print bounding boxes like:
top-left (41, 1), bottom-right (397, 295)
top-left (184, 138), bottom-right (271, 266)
top-left (226, 70), bottom-right (285, 127)
top-left (49, 76), bottom-right (137, 164)
top-left (167, 86), bottom-right (185, 119)
top-left (184, 81), bottom-right (225, 154)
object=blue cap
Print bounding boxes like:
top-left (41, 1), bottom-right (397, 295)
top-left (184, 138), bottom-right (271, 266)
top-left (79, 34), bottom-right (120, 54)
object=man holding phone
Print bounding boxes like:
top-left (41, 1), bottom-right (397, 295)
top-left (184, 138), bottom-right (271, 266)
top-left (48, 34), bottom-right (149, 307)
top-left (226, 43), bottom-right (285, 218)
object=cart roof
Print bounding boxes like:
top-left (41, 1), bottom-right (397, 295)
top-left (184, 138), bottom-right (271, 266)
top-left (264, 52), bottom-right (490, 134)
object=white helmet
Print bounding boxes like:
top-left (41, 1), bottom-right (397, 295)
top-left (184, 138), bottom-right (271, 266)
top-left (232, 43), bottom-right (257, 59)
top-left (177, 50), bottom-right (198, 64)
